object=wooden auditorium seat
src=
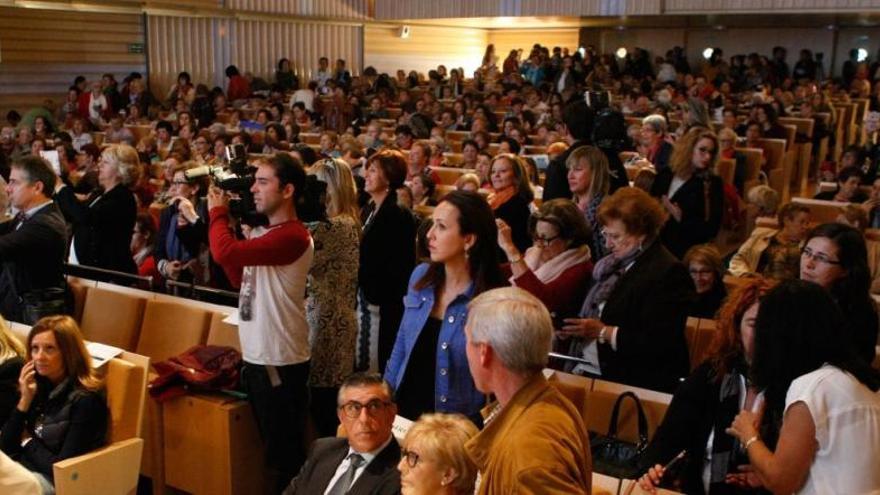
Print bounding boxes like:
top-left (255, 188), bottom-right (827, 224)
top-left (135, 299), bottom-right (211, 364)
top-left (79, 286), bottom-right (147, 351)
top-left (791, 197), bottom-right (850, 224)
top-left (206, 311), bottom-right (241, 352)
top-left (54, 354), bottom-right (149, 495)
top-left (545, 369), bottom-right (593, 422)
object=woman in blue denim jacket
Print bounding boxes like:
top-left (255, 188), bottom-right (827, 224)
top-left (384, 191), bottom-right (505, 422)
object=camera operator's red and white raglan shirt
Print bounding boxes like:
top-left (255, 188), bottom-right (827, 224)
top-left (209, 206), bottom-right (314, 366)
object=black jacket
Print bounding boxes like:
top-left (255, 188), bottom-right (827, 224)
top-left (359, 197), bottom-right (416, 306)
top-left (638, 362), bottom-right (766, 495)
top-left (155, 199), bottom-right (208, 266)
top-left (0, 203), bottom-right (67, 322)
top-left (651, 168), bottom-right (724, 259)
top-left (0, 377), bottom-right (107, 482)
top-left (494, 194), bottom-right (532, 254)
top-left (543, 140), bottom-right (628, 202)
top-left (597, 240), bottom-right (695, 393)
top-left (284, 436), bottom-right (401, 495)
top-left (56, 183), bottom-right (137, 274)
top-left (0, 357), bottom-right (23, 429)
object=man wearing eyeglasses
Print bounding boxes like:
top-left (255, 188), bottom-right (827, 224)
top-left (284, 372), bottom-right (401, 495)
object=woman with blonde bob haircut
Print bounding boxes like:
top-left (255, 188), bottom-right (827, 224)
top-left (1, 315), bottom-right (108, 489)
top-left (305, 157), bottom-right (362, 436)
top-left (567, 145), bottom-right (610, 258)
top-left (650, 127), bottom-right (724, 259)
top-left (398, 413), bottom-right (479, 495)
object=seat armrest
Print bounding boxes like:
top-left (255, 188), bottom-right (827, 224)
top-left (53, 438), bottom-right (144, 495)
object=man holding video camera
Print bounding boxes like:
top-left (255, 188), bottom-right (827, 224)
top-left (208, 152), bottom-right (314, 491)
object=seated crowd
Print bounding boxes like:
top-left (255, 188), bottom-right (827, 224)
top-left (0, 41), bottom-right (879, 494)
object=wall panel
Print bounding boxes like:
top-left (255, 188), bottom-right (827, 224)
top-left (0, 7), bottom-right (145, 117)
top-left (373, 0), bottom-right (660, 19)
top-left (664, 0), bottom-right (880, 13)
top-left (364, 24), bottom-right (488, 77)
top-left (147, 15), bottom-right (362, 97)
top-left (225, 0), bottom-right (369, 19)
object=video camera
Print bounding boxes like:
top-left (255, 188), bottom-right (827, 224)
top-left (185, 145), bottom-right (330, 226)
top-left (185, 144), bottom-right (265, 226)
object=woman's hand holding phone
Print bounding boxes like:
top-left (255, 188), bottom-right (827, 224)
top-left (17, 361), bottom-right (37, 412)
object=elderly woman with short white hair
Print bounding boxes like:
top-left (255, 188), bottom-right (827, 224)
top-left (55, 144), bottom-right (141, 274)
top-left (640, 114), bottom-right (674, 172)
top-left (398, 413), bottom-right (479, 495)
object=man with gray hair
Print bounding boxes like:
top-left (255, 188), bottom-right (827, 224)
top-left (463, 287), bottom-right (591, 494)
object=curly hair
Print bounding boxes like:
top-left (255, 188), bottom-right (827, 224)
top-left (708, 277), bottom-right (775, 380)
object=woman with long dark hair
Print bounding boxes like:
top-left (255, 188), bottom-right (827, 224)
top-left (726, 280), bottom-right (880, 494)
top-left (799, 223), bottom-right (878, 364)
top-left (385, 191), bottom-right (504, 422)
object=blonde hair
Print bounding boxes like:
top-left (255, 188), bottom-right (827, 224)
top-left (669, 128), bottom-right (719, 178)
top-left (565, 145), bottom-right (610, 198)
top-left (0, 315), bottom-right (25, 361)
top-left (403, 413), bottom-right (479, 494)
top-left (455, 173), bottom-right (481, 191)
top-left (27, 316), bottom-right (102, 392)
top-left (309, 158), bottom-right (360, 225)
top-left (102, 144), bottom-right (141, 186)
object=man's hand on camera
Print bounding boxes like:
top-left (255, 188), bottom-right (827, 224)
top-left (207, 186), bottom-right (229, 211)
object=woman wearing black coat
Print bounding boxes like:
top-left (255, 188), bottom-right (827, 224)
top-left (561, 188), bottom-right (695, 393)
top-left (487, 154), bottom-right (533, 254)
top-left (357, 150), bottom-right (417, 373)
top-left (651, 128), bottom-right (724, 259)
top-left (55, 144), bottom-right (139, 274)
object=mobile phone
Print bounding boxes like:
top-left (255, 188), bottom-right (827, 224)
top-left (659, 450), bottom-right (687, 484)
top-left (551, 312), bottom-right (569, 329)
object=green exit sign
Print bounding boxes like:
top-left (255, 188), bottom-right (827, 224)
top-left (128, 43), bottom-right (144, 54)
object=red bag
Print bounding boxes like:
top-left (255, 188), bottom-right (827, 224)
top-left (148, 345), bottom-right (242, 402)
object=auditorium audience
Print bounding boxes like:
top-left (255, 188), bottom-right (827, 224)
top-left (684, 244), bottom-right (728, 319)
top-left (398, 413), bottom-right (479, 495)
top-left (463, 287), bottom-right (592, 494)
top-left (131, 212), bottom-right (160, 281)
top-left (800, 223), bottom-right (879, 364)
top-left (726, 280), bottom-right (880, 494)
top-left (487, 154), bottom-right (533, 253)
top-left (497, 199), bottom-right (592, 318)
top-left (729, 202), bottom-right (811, 279)
top-left (358, 150), bottom-right (417, 373)
top-left (155, 161), bottom-right (208, 283)
top-left (813, 166), bottom-right (868, 203)
top-left (637, 277), bottom-right (774, 494)
top-left (641, 114), bottom-right (674, 172)
top-left (651, 127), bottom-right (724, 259)
top-left (561, 187), bottom-right (694, 392)
top-left (305, 158), bottom-right (361, 438)
top-left (385, 190), bottom-right (503, 422)
top-left (0, 315), bottom-right (108, 489)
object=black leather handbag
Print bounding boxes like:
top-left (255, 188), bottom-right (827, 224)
top-left (589, 391), bottom-right (649, 479)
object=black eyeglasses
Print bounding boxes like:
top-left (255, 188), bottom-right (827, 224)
top-left (400, 448), bottom-right (421, 468)
top-left (801, 247), bottom-right (841, 266)
top-left (532, 234), bottom-right (560, 246)
top-left (338, 399), bottom-right (391, 419)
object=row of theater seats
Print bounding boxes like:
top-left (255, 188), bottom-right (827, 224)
top-left (65, 277), bottom-right (267, 495)
top-left (7, 321), bottom-right (149, 495)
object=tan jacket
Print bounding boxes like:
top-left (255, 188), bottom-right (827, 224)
top-left (465, 374), bottom-right (592, 495)
top-left (728, 227), bottom-right (778, 277)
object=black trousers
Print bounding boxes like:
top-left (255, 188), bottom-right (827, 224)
top-left (242, 361), bottom-right (310, 493)
top-left (309, 386), bottom-right (340, 438)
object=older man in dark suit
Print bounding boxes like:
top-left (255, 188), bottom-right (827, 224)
top-left (284, 372), bottom-right (401, 495)
top-left (0, 156), bottom-right (67, 323)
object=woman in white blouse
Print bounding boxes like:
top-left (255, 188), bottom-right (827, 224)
top-left (726, 279), bottom-right (880, 494)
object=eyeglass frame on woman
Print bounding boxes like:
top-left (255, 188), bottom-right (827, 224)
top-left (338, 399), bottom-right (392, 419)
top-left (400, 448), bottom-right (421, 468)
top-left (532, 233), bottom-right (560, 246)
top-left (801, 246), bottom-right (841, 265)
